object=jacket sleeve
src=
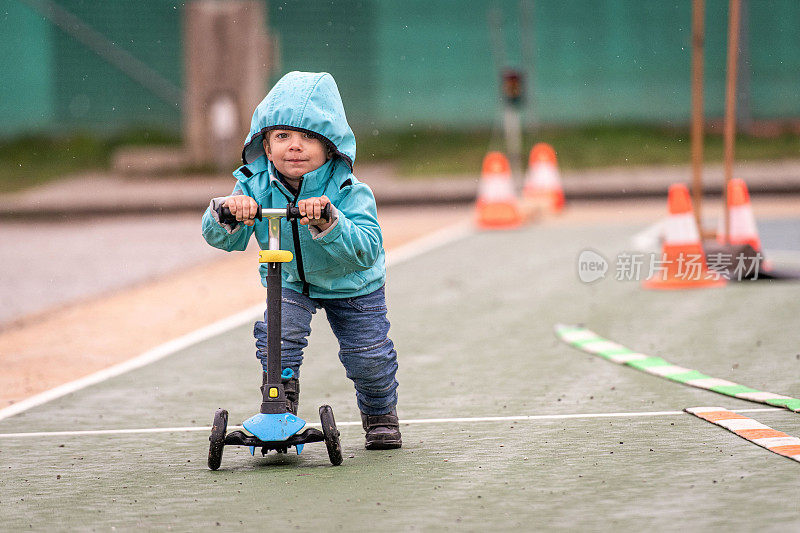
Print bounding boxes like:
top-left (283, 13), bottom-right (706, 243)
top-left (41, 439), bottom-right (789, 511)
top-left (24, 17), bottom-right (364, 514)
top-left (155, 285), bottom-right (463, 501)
top-left (311, 183), bottom-right (383, 270)
top-left (201, 186), bottom-right (256, 252)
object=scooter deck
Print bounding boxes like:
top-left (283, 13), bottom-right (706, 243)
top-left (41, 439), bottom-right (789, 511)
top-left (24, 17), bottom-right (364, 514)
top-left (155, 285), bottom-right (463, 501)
top-left (224, 428), bottom-right (325, 454)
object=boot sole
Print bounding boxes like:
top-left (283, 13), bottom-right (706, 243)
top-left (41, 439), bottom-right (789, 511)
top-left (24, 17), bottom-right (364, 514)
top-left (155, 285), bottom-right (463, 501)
top-left (365, 439), bottom-right (402, 450)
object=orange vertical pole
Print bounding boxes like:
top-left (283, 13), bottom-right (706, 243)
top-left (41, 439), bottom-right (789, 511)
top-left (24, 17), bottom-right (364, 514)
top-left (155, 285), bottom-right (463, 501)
top-left (723, 0), bottom-right (741, 245)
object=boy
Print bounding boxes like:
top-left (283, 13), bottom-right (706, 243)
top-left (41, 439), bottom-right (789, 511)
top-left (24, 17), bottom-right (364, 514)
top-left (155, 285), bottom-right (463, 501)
top-left (201, 71), bottom-right (401, 449)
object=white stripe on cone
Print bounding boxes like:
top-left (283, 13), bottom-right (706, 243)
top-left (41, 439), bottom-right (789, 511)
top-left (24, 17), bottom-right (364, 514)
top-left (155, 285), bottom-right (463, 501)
top-left (719, 205), bottom-right (760, 247)
top-left (478, 174), bottom-right (516, 202)
top-left (663, 212), bottom-right (700, 244)
top-left (525, 162), bottom-right (560, 189)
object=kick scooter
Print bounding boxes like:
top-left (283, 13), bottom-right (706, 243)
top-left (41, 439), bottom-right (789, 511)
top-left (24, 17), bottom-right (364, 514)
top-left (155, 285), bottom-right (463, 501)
top-left (207, 203), bottom-right (343, 469)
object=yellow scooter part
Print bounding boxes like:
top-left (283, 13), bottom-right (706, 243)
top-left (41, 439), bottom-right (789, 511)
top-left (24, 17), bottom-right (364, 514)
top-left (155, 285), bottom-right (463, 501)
top-left (258, 250), bottom-right (293, 263)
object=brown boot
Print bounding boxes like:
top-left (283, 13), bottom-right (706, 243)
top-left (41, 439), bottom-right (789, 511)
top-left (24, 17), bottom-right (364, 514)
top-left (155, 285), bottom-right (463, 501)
top-left (361, 409), bottom-right (402, 450)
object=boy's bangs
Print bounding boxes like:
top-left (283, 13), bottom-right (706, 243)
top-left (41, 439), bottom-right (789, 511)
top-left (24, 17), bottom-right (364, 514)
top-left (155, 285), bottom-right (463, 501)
top-left (242, 125), bottom-right (352, 170)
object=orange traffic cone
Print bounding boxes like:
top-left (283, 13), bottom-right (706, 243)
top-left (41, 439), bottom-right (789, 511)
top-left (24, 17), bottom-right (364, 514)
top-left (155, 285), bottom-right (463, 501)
top-left (717, 178), bottom-right (761, 251)
top-left (475, 152), bottom-right (523, 229)
top-left (643, 183), bottom-right (727, 290)
top-left (523, 143), bottom-right (565, 213)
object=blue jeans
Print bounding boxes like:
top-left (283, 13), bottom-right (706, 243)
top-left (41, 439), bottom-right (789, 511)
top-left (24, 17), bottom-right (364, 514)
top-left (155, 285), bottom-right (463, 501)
top-left (254, 286), bottom-right (398, 415)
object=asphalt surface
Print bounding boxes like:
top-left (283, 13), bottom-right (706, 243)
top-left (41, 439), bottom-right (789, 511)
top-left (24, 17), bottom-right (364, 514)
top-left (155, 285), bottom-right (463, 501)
top-left (2, 219), bottom-right (799, 530)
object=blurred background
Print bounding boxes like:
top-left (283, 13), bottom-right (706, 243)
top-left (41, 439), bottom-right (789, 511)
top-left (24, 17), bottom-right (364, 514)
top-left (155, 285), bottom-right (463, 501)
top-left (2, 0), bottom-right (800, 190)
top-left (1, 0), bottom-right (799, 331)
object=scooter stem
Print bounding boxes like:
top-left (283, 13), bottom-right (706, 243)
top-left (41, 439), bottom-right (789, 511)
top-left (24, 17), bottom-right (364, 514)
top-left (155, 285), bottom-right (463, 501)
top-left (261, 214), bottom-right (287, 414)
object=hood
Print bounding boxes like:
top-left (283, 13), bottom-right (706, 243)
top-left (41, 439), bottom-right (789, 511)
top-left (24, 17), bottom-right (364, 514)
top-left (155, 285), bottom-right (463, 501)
top-left (241, 71), bottom-right (356, 170)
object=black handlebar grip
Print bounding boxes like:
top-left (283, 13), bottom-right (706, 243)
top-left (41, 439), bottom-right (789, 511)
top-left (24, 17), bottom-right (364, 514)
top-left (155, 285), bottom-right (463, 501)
top-left (287, 203), bottom-right (332, 222)
top-left (217, 205), bottom-right (262, 225)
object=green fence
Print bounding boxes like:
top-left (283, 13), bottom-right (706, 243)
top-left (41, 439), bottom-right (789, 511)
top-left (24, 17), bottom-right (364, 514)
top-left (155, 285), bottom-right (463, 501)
top-left (2, 0), bottom-right (799, 137)
top-left (1, 1), bottom-right (54, 133)
top-left (1, 0), bottom-right (182, 136)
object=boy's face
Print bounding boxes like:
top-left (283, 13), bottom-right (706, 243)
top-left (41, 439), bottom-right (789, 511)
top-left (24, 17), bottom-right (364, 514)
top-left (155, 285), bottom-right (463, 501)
top-left (263, 130), bottom-right (328, 179)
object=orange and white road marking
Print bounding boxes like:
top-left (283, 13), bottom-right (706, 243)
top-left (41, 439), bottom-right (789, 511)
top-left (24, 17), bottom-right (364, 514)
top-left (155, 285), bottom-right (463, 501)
top-left (685, 406), bottom-right (800, 463)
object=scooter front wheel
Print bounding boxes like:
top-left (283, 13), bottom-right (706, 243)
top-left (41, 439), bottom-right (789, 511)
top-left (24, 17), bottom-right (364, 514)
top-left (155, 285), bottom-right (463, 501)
top-left (208, 408), bottom-right (228, 470)
top-left (319, 405), bottom-right (343, 466)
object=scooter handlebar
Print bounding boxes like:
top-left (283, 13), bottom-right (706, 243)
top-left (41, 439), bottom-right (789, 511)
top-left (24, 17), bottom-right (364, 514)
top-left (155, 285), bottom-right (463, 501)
top-left (286, 203), bottom-right (332, 222)
top-left (217, 206), bottom-right (260, 225)
top-left (216, 203), bottom-right (332, 225)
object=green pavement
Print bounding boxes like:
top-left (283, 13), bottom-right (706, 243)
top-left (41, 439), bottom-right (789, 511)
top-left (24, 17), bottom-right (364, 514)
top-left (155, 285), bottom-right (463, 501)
top-left (2, 220), bottom-right (799, 530)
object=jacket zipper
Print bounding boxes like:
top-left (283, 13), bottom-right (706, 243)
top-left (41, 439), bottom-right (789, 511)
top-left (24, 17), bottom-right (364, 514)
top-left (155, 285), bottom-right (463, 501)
top-left (286, 177), bottom-right (310, 296)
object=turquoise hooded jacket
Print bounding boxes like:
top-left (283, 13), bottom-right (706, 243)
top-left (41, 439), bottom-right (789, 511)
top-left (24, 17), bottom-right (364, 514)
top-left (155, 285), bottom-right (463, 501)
top-left (201, 71), bottom-right (385, 298)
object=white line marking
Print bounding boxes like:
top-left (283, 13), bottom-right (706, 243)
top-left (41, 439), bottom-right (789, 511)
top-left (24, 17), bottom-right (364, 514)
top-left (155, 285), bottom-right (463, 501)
top-left (558, 330), bottom-right (598, 344)
top-left (580, 340), bottom-right (626, 354)
top-left (735, 391), bottom-right (793, 401)
top-left (752, 436), bottom-right (800, 448)
top-left (607, 352), bottom-right (649, 363)
top-left (645, 365), bottom-right (692, 377)
top-left (384, 223), bottom-right (474, 266)
top-left (630, 219), bottom-right (665, 251)
top-left (684, 406), bottom-right (726, 414)
top-left (0, 224), bottom-right (474, 423)
top-left (716, 419), bottom-right (769, 431)
top-left (685, 378), bottom-right (737, 389)
top-left (0, 408), bottom-right (782, 439)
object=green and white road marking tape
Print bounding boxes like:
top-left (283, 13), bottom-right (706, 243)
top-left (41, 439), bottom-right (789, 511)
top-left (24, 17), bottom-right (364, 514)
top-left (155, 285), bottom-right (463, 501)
top-left (554, 324), bottom-right (800, 413)
top-left (685, 407), bottom-right (800, 463)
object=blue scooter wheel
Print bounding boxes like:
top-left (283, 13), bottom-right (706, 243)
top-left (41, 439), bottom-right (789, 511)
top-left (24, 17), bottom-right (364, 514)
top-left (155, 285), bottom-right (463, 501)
top-left (208, 408), bottom-right (228, 470)
top-left (319, 405), bottom-right (343, 466)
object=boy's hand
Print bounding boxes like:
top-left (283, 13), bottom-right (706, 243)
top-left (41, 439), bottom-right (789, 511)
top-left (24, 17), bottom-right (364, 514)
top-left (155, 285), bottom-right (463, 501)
top-left (223, 195), bottom-right (259, 226)
top-left (297, 196), bottom-right (333, 231)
